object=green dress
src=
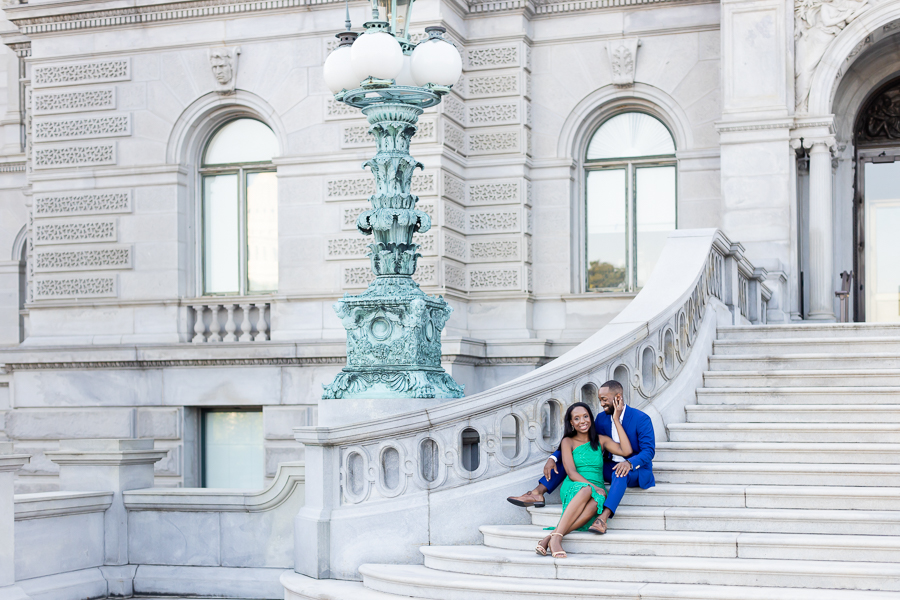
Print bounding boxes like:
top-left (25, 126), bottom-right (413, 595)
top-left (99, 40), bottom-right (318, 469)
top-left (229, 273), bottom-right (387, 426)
top-left (547, 441), bottom-right (607, 532)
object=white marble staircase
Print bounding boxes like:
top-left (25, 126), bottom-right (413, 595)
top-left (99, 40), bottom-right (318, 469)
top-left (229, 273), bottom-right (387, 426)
top-left (294, 323), bottom-right (900, 599)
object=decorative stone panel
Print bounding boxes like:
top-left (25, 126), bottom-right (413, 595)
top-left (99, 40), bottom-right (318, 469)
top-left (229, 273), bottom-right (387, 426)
top-left (33, 88), bottom-right (116, 115)
top-left (442, 95), bottom-right (465, 126)
top-left (443, 202), bottom-right (466, 233)
top-left (33, 59), bottom-right (130, 89)
top-left (34, 189), bottom-right (131, 217)
top-left (411, 119), bottom-right (436, 143)
top-left (325, 97), bottom-right (359, 120)
top-left (326, 173), bottom-right (435, 200)
top-left (468, 209), bottom-right (520, 234)
top-left (468, 180), bottom-right (521, 205)
top-left (526, 236), bottom-right (533, 264)
top-left (442, 172), bottom-right (465, 203)
top-left (468, 130), bottom-right (520, 155)
top-left (34, 275), bottom-right (116, 299)
top-left (468, 102), bottom-right (519, 126)
top-left (467, 73), bottom-right (519, 98)
top-left (469, 267), bottom-right (520, 290)
top-left (466, 45), bottom-right (520, 71)
top-left (34, 143), bottom-right (116, 169)
top-left (34, 245), bottom-right (132, 272)
top-left (444, 263), bottom-right (466, 290)
top-left (443, 232), bottom-right (467, 261)
top-left (341, 125), bottom-right (373, 148)
top-left (415, 262), bottom-right (436, 285)
top-left (443, 122), bottom-right (465, 153)
top-left (342, 202), bottom-right (433, 230)
top-left (33, 114), bottom-right (131, 142)
top-left (468, 238), bottom-right (520, 263)
top-left (342, 265), bottom-right (373, 288)
top-left (525, 208), bottom-right (533, 234)
top-left (328, 233), bottom-right (434, 258)
top-left (34, 219), bottom-right (117, 246)
top-left (526, 181), bottom-right (533, 206)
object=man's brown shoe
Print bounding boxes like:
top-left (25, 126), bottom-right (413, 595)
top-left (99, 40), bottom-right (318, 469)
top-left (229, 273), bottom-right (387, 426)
top-left (506, 492), bottom-right (545, 508)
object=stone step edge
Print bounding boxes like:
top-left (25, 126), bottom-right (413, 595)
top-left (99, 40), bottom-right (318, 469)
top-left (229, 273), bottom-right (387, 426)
top-left (359, 565), bottom-right (900, 600)
top-left (685, 404), bottom-right (900, 411)
top-left (668, 422), bottom-right (900, 429)
top-left (528, 505), bottom-right (900, 522)
top-left (697, 386), bottom-right (900, 393)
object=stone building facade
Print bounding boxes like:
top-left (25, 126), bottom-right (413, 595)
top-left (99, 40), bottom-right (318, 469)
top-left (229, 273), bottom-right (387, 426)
top-left (0, 0), bottom-right (897, 492)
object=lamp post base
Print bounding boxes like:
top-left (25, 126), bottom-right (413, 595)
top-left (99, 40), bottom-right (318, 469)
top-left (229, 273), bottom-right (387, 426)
top-left (322, 276), bottom-right (465, 400)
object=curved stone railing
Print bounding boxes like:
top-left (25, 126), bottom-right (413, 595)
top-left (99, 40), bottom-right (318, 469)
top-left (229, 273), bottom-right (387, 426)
top-left (294, 228), bottom-right (770, 580)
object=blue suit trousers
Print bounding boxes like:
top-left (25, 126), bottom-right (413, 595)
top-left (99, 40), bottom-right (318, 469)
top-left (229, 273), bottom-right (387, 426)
top-left (539, 460), bottom-right (641, 517)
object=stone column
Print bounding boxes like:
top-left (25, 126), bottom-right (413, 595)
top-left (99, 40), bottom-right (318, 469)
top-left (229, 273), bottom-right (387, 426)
top-left (0, 443), bottom-right (31, 600)
top-left (45, 439), bottom-right (167, 597)
top-left (808, 141), bottom-right (836, 321)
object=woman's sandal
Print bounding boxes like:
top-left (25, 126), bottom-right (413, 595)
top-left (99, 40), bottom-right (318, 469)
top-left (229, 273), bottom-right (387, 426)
top-left (549, 532), bottom-right (567, 558)
top-left (535, 535), bottom-right (551, 556)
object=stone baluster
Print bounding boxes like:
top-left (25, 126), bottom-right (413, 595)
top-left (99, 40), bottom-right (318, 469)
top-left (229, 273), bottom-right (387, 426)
top-left (191, 305), bottom-right (206, 343)
top-left (209, 305), bottom-right (222, 342)
top-left (239, 303), bottom-right (253, 342)
top-left (224, 305), bottom-right (237, 342)
top-left (254, 303), bottom-right (269, 341)
top-left (808, 140), bottom-right (836, 321)
top-left (0, 443), bottom-right (30, 600)
top-left (45, 439), bottom-right (167, 598)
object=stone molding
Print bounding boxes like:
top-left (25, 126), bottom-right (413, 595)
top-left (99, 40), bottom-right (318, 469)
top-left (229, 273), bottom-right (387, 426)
top-left (33, 245), bottom-right (132, 272)
top-left (14, 491), bottom-right (114, 520)
top-left (33, 218), bottom-right (117, 245)
top-left (33, 190), bottom-right (131, 217)
top-left (33, 113), bottom-right (131, 142)
top-left (32, 59), bottom-right (130, 89)
top-left (33, 142), bottom-right (116, 169)
top-left (33, 275), bottom-right (117, 299)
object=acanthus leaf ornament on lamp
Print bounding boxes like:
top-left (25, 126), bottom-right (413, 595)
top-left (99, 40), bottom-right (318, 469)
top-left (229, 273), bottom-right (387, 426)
top-left (322, 0), bottom-right (465, 400)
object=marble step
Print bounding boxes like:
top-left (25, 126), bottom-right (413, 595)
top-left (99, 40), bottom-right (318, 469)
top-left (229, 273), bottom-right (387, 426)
top-left (717, 323), bottom-right (900, 340)
top-left (417, 546), bottom-right (900, 591)
top-left (604, 483), bottom-right (900, 511)
top-left (684, 404), bottom-right (900, 423)
top-left (480, 524), bottom-right (900, 562)
top-left (703, 369), bottom-right (900, 387)
top-left (696, 387), bottom-right (900, 404)
top-left (359, 565), bottom-right (900, 600)
top-left (667, 422), bottom-right (900, 442)
top-left (655, 441), bottom-right (900, 463)
top-left (709, 354), bottom-right (900, 371)
top-left (528, 505), bottom-right (900, 536)
top-left (653, 461), bottom-right (900, 486)
top-left (713, 337), bottom-right (900, 355)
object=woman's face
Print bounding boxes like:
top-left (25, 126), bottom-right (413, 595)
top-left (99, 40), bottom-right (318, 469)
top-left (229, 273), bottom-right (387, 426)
top-left (570, 406), bottom-right (592, 434)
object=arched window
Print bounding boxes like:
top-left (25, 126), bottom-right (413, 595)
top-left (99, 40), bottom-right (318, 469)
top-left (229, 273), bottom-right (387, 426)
top-left (201, 118), bottom-right (279, 295)
top-left (585, 112), bottom-right (676, 292)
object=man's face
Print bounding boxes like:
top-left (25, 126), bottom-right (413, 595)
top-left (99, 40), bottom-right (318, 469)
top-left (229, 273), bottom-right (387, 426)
top-left (598, 387), bottom-right (621, 415)
top-left (211, 56), bottom-right (232, 84)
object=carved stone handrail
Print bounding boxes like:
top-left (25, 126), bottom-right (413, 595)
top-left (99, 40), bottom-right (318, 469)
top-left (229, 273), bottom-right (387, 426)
top-left (293, 228), bottom-right (770, 579)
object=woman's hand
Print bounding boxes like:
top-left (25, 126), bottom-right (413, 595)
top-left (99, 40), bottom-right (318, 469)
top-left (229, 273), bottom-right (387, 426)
top-left (613, 395), bottom-right (625, 420)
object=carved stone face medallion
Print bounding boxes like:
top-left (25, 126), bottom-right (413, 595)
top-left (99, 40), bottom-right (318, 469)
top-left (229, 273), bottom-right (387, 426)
top-left (208, 46), bottom-right (240, 95)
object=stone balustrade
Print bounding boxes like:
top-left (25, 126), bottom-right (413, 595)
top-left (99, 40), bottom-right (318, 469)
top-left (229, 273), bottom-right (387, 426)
top-left (190, 302), bottom-right (270, 343)
top-left (293, 228), bottom-right (772, 580)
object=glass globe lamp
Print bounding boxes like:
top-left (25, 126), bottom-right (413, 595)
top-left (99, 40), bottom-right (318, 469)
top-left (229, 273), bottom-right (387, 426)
top-left (410, 27), bottom-right (462, 90)
top-left (323, 31), bottom-right (360, 94)
top-left (351, 28), bottom-right (404, 83)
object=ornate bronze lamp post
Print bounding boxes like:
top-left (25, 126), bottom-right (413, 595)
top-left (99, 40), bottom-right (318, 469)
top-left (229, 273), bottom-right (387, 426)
top-left (322, 0), bottom-right (465, 400)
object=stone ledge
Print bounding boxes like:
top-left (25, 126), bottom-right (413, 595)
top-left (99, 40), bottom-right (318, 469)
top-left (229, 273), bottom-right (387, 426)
top-left (13, 490), bottom-right (113, 520)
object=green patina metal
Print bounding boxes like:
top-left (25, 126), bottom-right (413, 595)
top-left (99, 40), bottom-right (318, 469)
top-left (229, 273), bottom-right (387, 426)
top-left (322, 85), bottom-right (465, 399)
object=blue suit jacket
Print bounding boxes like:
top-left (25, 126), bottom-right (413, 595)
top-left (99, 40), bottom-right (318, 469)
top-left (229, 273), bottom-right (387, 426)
top-left (552, 405), bottom-right (656, 489)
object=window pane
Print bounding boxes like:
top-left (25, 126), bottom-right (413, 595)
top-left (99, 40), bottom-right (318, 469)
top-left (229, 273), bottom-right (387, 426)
top-left (203, 119), bottom-right (278, 165)
top-left (203, 410), bottom-right (264, 489)
top-left (247, 172), bottom-right (279, 292)
top-left (203, 174), bottom-right (240, 294)
top-left (635, 165), bottom-right (676, 289)
top-left (586, 169), bottom-right (628, 291)
top-left (587, 113), bottom-right (675, 160)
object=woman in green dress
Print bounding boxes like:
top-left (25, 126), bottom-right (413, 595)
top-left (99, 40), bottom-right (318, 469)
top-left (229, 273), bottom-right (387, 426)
top-left (536, 398), bottom-right (631, 558)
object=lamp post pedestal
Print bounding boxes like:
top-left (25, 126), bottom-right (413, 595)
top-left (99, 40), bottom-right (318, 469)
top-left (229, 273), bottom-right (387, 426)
top-left (322, 90), bottom-right (464, 400)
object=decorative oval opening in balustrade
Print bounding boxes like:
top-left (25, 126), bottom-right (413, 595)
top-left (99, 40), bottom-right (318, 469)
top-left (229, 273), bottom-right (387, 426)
top-left (499, 414), bottom-right (520, 459)
top-left (663, 329), bottom-right (675, 373)
top-left (419, 438), bottom-right (439, 483)
top-left (641, 347), bottom-right (655, 392)
top-left (581, 383), bottom-right (599, 415)
top-left (381, 446), bottom-right (401, 490)
top-left (613, 365), bottom-right (630, 404)
top-left (460, 427), bottom-right (480, 472)
top-left (347, 452), bottom-right (365, 496)
top-left (540, 399), bottom-right (563, 445)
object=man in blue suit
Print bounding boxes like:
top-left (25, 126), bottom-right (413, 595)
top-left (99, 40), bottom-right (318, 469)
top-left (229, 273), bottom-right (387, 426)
top-left (507, 380), bottom-right (656, 533)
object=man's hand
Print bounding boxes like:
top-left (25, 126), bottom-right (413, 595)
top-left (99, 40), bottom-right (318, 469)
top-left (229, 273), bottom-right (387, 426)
top-left (543, 457), bottom-right (558, 481)
top-left (614, 460), bottom-right (633, 478)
